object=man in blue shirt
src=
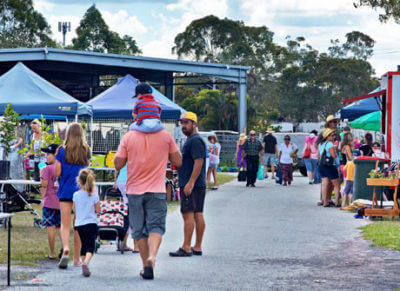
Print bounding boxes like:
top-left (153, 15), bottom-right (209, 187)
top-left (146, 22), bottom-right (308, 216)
top-left (170, 112), bottom-right (206, 257)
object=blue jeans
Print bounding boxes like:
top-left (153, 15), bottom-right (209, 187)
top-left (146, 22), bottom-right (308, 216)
top-left (129, 119), bottom-right (164, 133)
top-left (304, 158), bottom-right (318, 173)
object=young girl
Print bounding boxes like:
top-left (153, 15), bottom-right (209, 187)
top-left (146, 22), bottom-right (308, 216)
top-left (73, 169), bottom-right (100, 277)
top-left (55, 123), bottom-right (90, 269)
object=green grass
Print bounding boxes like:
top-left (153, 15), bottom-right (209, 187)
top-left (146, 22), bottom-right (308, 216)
top-left (361, 220), bottom-right (400, 250)
top-left (0, 204), bottom-right (71, 265)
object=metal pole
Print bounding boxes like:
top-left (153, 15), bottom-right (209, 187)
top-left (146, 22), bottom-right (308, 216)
top-left (238, 70), bottom-right (247, 133)
top-left (7, 217), bottom-right (11, 286)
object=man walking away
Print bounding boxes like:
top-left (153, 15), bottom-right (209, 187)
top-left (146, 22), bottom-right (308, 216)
top-left (114, 126), bottom-right (182, 280)
top-left (263, 128), bottom-right (278, 179)
top-left (242, 130), bottom-right (263, 187)
top-left (170, 112), bottom-right (207, 257)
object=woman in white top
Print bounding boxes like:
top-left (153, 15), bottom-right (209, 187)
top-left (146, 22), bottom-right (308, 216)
top-left (206, 135), bottom-right (221, 190)
top-left (278, 135), bottom-right (298, 186)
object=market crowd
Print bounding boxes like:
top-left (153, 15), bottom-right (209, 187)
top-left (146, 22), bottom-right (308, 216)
top-left (237, 115), bottom-right (389, 208)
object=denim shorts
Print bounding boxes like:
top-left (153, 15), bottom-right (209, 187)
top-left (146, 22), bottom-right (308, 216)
top-left (127, 193), bottom-right (167, 240)
top-left (304, 158), bottom-right (318, 173)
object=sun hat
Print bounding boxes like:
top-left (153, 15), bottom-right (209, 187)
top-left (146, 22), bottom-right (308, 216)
top-left (239, 133), bottom-right (246, 141)
top-left (30, 119), bottom-right (40, 126)
top-left (266, 128), bottom-right (275, 134)
top-left (179, 112), bottom-right (197, 123)
top-left (322, 128), bottom-right (335, 139)
top-left (324, 115), bottom-right (341, 128)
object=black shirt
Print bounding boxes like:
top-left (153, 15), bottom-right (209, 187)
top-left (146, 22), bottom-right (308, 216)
top-left (263, 134), bottom-right (277, 154)
top-left (178, 134), bottom-right (206, 188)
top-left (360, 144), bottom-right (373, 156)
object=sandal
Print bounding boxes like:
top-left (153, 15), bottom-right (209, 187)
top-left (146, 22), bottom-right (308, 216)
top-left (140, 266), bottom-right (154, 280)
top-left (169, 247), bottom-right (192, 257)
top-left (58, 255), bottom-right (69, 269)
top-left (46, 255), bottom-right (56, 260)
top-left (132, 250), bottom-right (139, 254)
top-left (191, 247), bottom-right (202, 256)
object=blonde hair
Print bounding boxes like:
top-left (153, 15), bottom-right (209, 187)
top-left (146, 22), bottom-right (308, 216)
top-left (341, 132), bottom-right (353, 152)
top-left (78, 169), bottom-right (95, 196)
top-left (62, 123), bottom-right (90, 165)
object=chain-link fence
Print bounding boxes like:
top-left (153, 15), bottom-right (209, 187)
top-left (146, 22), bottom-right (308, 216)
top-left (214, 131), bottom-right (239, 167)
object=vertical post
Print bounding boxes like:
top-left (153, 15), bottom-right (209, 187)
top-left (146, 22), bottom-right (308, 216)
top-left (238, 70), bottom-right (247, 134)
top-left (165, 72), bottom-right (174, 101)
top-left (7, 217), bottom-right (11, 286)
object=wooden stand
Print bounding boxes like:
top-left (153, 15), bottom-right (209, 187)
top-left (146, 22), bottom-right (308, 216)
top-left (364, 161), bottom-right (399, 219)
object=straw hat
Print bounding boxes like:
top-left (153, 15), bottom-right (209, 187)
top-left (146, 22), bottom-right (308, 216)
top-left (324, 115), bottom-right (341, 128)
top-left (266, 128), bottom-right (275, 134)
top-left (239, 133), bottom-right (247, 141)
top-left (322, 128), bottom-right (335, 139)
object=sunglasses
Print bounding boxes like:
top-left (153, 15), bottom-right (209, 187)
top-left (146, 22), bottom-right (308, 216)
top-left (250, 134), bottom-right (255, 136)
top-left (284, 138), bottom-right (290, 140)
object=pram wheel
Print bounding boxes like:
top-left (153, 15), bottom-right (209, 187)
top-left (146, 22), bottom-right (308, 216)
top-left (34, 218), bottom-right (43, 229)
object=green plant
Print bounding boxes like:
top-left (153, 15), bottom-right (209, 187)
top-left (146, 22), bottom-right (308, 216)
top-left (18, 115), bottom-right (63, 157)
top-left (0, 104), bottom-right (20, 160)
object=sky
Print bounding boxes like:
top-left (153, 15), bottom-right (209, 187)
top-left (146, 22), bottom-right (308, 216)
top-left (32, 0), bottom-right (400, 77)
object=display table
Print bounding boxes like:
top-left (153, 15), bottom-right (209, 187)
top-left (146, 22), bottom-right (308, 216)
top-left (364, 161), bottom-right (399, 219)
top-left (0, 213), bottom-right (14, 286)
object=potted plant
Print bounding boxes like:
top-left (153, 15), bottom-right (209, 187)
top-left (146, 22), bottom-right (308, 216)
top-left (0, 104), bottom-right (20, 179)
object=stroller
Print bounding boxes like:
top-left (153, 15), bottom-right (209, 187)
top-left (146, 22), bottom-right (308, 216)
top-left (0, 183), bottom-right (43, 228)
top-left (95, 188), bottom-right (129, 254)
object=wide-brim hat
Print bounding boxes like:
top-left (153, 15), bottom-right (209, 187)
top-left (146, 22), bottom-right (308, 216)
top-left (239, 133), bottom-right (246, 140)
top-left (322, 128), bottom-right (335, 139)
top-left (324, 115), bottom-right (341, 128)
top-left (266, 128), bottom-right (275, 133)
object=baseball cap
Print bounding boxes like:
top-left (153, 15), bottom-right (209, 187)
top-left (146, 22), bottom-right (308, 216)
top-left (179, 112), bottom-right (197, 123)
top-left (134, 82), bottom-right (153, 97)
top-left (41, 144), bottom-right (59, 155)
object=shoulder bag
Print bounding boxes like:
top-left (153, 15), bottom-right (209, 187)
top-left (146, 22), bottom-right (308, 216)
top-left (320, 142), bottom-right (334, 166)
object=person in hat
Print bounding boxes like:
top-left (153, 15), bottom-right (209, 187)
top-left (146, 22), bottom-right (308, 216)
top-left (40, 144), bottom-right (61, 260)
top-left (318, 128), bottom-right (340, 207)
top-left (236, 133), bottom-right (247, 168)
top-left (129, 82), bottom-right (164, 133)
top-left (262, 128), bottom-right (278, 179)
top-left (316, 115), bottom-right (340, 146)
top-left (170, 112), bottom-right (207, 258)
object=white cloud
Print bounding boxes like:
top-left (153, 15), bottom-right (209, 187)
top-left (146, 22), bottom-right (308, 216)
top-left (167, 0), bottom-right (227, 18)
top-left (101, 9), bottom-right (147, 36)
top-left (33, 0), bottom-right (56, 13)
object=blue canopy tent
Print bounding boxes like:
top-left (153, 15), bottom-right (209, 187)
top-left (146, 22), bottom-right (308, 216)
top-left (340, 87), bottom-right (381, 121)
top-left (0, 62), bottom-right (92, 116)
top-left (87, 74), bottom-right (184, 119)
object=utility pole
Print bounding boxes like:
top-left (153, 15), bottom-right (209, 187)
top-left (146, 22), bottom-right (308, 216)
top-left (58, 22), bottom-right (71, 48)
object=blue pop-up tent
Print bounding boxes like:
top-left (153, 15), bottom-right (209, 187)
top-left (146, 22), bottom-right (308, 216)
top-left (340, 87), bottom-right (381, 121)
top-left (0, 62), bottom-right (92, 116)
top-left (87, 74), bottom-right (184, 119)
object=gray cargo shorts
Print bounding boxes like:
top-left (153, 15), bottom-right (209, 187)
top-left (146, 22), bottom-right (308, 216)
top-left (127, 193), bottom-right (167, 240)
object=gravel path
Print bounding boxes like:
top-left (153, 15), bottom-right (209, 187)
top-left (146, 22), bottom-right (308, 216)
top-left (5, 177), bottom-right (400, 290)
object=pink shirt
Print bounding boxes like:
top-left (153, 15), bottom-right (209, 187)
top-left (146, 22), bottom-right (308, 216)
top-left (115, 130), bottom-right (179, 195)
top-left (40, 164), bottom-right (60, 210)
top-left (305, 137), bottom-right (319, 159)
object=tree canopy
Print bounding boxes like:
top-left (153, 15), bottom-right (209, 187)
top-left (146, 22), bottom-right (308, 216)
top-left (0, 0), bottom-right (56, 48)
top-left (71, 5), bottom-right (141, 55)
top-left (354, 0), bottom-right (400, 23)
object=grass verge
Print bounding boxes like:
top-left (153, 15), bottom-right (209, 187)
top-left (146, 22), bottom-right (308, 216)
top-left (361, 219), bottom-right (400, 250)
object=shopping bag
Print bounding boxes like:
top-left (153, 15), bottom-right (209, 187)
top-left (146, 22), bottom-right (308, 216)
top-left (238, 168), bottom-right (247, 182)
top-left (257, 164), bottom-right (265, 180)
top-left (275, 159), bottom-right (282, 184)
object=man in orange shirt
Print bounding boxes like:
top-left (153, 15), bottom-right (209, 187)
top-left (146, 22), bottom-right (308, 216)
top-left (114, 129), bottom-right (182, 280)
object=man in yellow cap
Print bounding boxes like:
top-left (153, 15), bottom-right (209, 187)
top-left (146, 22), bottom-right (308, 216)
top-left (170, 111), bottom-right (207, 257)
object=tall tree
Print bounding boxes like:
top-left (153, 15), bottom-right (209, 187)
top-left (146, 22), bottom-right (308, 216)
top-left (328, 31), bottom-right (375, 60)
top-left (354, 0), bottom-right (400, 23)
top-left (72, 5), bottom-right (141, 54)
top-left (0, 0), bottom-right (56, 48)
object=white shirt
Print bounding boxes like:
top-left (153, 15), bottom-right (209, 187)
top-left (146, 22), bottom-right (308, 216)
top-left (73, 190), bottom-right (99, 227)
top-left (279, 143), bottom-right (298, 164)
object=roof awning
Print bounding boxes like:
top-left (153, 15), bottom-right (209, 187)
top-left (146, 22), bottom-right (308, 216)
top-left (342, 89), bottom-right (386, 104)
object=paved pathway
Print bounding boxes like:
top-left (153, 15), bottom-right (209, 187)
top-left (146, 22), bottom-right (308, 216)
top-left (8, 177), bottom-right (400, 290)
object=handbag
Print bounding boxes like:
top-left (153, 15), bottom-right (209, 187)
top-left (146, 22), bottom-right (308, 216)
top-left (320, 142), bottom-right (334, 166)
top-left (238, 167), bottom-right (247, 182)
top-left (257, 164), bottom-right (265, 180)
top-left (303, 143), bottom-right (311, 159)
